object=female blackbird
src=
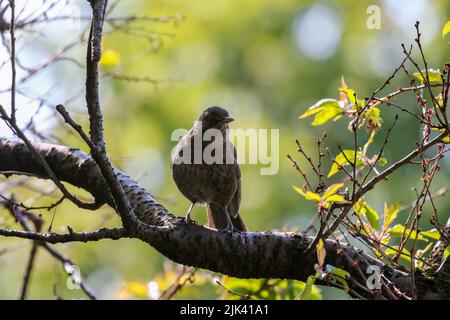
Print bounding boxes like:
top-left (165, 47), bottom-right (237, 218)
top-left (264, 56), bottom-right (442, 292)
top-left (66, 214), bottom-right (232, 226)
top-left (171, 106), bottom-right (247, 232)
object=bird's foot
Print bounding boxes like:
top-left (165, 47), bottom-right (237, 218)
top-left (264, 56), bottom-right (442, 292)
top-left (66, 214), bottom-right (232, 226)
top-left (184, 203), bottom-right (195, 224)
top-left (185, 213), bottom-right (194, 224)
top-left (224, 223), bottom-right (238, 234)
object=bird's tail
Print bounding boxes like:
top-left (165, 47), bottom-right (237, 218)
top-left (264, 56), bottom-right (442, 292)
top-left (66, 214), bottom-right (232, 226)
top-left (206, 203), bottom-right (247, 232)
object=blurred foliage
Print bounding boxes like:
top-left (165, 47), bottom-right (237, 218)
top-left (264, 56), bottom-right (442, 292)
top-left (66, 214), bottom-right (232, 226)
top-left (0, 0), bottom-right (449, 299)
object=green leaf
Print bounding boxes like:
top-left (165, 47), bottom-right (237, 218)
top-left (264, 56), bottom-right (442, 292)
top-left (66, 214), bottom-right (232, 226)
top-left (412, 69), bottom-right (442, 85)
top-left (387, 224), bottom-right (426, 241)
top-left (444, 245), bottom-right (450, 261)
top-left (385, 246), bottom-right (411, 264)
top-left (354, 199), bottom-right (379, 230)
top-left (326, 266), bottom-right (350, 279)
top-left (421, 229), bottom-right (440, 240)
top-left (436, 245), bottom-right (450, 274)
top-left (325, 265), bottom-right (350, 292)
top-left (299, 99), bottom-right (340, 119)
top-left (382, 203), bottom-right (401, 232)
top-left (327, 150), bottom-right (363, 177)
top-left (443, 21), bottom-right (450, 38)
top-left (311, 107), bottom-right (344, 126)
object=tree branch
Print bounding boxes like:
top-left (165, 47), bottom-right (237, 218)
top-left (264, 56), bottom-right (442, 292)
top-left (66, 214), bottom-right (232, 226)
top-left (0, 139), bottom-right (412, 299)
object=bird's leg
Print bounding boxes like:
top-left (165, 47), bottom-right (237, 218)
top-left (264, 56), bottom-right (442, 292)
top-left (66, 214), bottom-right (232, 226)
top-left (224, 212), bottom-right (238, 233)
top-left (185, 202), bottom-right (195, 223)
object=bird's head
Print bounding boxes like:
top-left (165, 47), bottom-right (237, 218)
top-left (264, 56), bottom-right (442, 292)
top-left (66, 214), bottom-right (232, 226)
top-left (198, 106), bottom-right (234, 132)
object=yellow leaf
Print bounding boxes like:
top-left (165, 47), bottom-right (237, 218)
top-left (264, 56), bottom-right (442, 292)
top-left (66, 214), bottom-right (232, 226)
top-left (322, 183), bottom-right (344, 199)
top-left (293, 186), bottom-right (321, 201)
top-left (299, 99), bottom-right (340, 119)
top-left (354, 199), bottom-right (379, 230)
top-left (442, 21), bottom-right (450, 38)
top-left (324, 194), bottom-right (346, 203)
top-left (316, 238), bottom-right (326, 268)
top-left (100, 49), bottom-right (121, 68)
top-left (311, 107), bottom-right (343, 126)
top-left (382, 203), bottom-right (401, 233)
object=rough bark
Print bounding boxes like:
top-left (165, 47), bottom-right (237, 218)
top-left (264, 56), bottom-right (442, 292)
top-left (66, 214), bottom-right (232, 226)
top-left (0, 139), bottom-right (417, 299)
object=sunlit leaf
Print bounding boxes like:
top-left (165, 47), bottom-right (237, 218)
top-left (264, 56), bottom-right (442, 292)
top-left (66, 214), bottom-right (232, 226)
top-left (431, 127), bottom-right (450, 143)
top-left (325, 265), bottom-right (350, 292)
top-left (311, 107), bottom-right (344, 126)
top-left (339, 87), bottom-right (357, 105)
top-left (354, 199), bottom-right (379, 230)
top-left (412, 69), bottom-right (442, 84)
top-left (299, 99), bottom-right (340, 119)
top-left (316, 238), bottom-right (326, 268)
top-left (444, 245), bottom-right (450, 261)
top-left (387, 224), bottom-right (426, 241)
top-left (321, 183), bottom-right (349, 206)
top-left (327, 150), bottom-right (364, 177)
top-left (293, 186), bottom-right (321, 201)
top-left (324, 194), bottom-right (346, 203)
top-left (435, 245), bottom-right (450, 273)
top-left (443, 21), bottom-right (450, 38)
top-left (382, 203), bottom-right (401, 233)
top-left (421, 229), bottom-right (440, 240)
top-left (385, 246), bottom-right (411, 264)
top-left (358, 220), bottom-right (375, 237)
top-left (322, 183), bottom-right (345, 198)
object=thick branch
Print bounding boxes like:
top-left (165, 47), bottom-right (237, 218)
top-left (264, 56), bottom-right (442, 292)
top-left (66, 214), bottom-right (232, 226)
top-left (0, 139), bottom-right (413, 299)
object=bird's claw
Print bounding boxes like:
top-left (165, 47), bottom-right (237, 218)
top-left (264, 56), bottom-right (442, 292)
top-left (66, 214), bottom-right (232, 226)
top-left (224, 223), bottom-right (238, 233)
top-left (185, 213), bottom-right (194, 224)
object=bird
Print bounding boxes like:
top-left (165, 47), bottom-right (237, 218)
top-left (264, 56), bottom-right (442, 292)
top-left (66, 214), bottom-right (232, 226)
top-left (171, 106), bottom-right (247, 232)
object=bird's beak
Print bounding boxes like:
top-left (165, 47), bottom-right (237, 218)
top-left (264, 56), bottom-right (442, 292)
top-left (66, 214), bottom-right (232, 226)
top-left (223, 117), bottom-right (234, 123)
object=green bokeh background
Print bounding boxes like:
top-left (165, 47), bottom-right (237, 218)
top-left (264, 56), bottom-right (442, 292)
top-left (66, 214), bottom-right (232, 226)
top-left (0, 0), bottom-right (449, 299)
